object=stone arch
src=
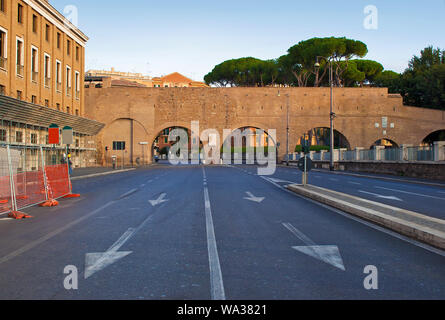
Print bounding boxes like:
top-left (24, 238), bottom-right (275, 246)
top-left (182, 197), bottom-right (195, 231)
top-left (295, 127), bottom-right (352, 152)
top-left (421, 129), bottom-right (445, 145)
top-left (220, 125), bottom-right (279, 163)
top-left (102, 117), bottom-right (150, 166)
top-left (370, 138), bottom-right (399, 149)
top-left (149, 123), bottom-right (193, 161)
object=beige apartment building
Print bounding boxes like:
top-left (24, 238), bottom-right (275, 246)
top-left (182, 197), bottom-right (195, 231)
top-left (0, 0), bottom-right (103, 169)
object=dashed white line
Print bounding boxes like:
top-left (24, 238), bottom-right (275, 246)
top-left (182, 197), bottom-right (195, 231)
top-left (375, 186), bottom-right (445, 201)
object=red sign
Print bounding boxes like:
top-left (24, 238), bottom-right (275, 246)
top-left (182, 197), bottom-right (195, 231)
top-left (48, 124), bottom-right (60, 144)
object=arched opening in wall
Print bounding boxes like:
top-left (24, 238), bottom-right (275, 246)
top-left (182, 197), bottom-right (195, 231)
top-left (421, 130), bottom-right (445, 146)
top-left (370, 139), bottom-right (399, 149)
top-left (151, 126), bottom-right (196, 162)
top-left (104, 118), bottom-right (149, 168)
top-left (221, 127), bottom-right (277, 164)
top-left (295, 127), bottom-right (351, 152)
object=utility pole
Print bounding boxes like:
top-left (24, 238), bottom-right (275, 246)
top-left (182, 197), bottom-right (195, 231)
top-left (329, 60), bottom-right (335, 171)
top-left (286, 94), bottom-right (290, 166)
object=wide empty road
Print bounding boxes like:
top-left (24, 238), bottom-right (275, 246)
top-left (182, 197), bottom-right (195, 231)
top-left (0, 165), bottom-right (444, 299)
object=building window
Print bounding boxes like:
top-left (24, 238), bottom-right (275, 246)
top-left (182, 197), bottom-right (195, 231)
top-left (56, 103), bottom-right (60, 111)
top-left (113, 141), bottom-right (126, 150)
top-left (75, 46), bottom-right (79, 61)
top-left (44, 99), bottom-right (49, 107)
top-left (45, 24), bottom-right (50, 41)
top-left (16, 38), bottom-right (24, 77)
top-left (0, 129), bottom-right (6, 142)
top-left (44, 54), bottom-right (50, 87)
top-left (66, 106), bottom-right (70, 114)
top-left (17, 4), bottom-right (23, 23)
top-left (16, 131), bottom-right (23, 143)
top-left (57, 32), bottom-right (61, 49)
top-left (0, 0), bottom-right (5, 13)
top-left (75, 71), bottom-right (80, 99)
top-left (0, 28), bottom-right (7, 70)
top-left (75, 139), bottom-right (79, 147)
top-left (0, 85), bottom-right (4, 95)
top-left (17, 90), bottom-right (22, 100)
top-left (66, 66), bottom-right (71, 95)
top-left (56, 60), bottom-right (61, 91)
top-left (31, 46), bottom-right (38, 82)
top-left (31, 95), bottom-right (36, 104)
top-left (31, 133), bottom-right (37, 144)
top-left (67, 40), bottom-right (70, 55)
top-left (75, 109), bottom-right (79, 116)
top-left (32, 14), bottom-right (38, 33)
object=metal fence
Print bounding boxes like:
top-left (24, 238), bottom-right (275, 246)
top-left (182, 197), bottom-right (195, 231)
top-left (0, 145), bottom-right (73, 218)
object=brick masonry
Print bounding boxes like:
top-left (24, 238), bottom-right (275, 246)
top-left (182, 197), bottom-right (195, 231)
top-left (84, 87), bottom-right (445, 165)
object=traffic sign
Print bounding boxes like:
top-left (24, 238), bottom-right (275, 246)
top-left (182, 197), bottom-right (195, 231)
top-left (298, 156), bottom-right (312, 172)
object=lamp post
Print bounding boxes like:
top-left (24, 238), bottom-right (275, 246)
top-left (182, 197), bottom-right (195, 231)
top-left (286, 94), bottom-right (290, 166)
top-left (278, 90), bottom-right (290, 166)
top-left (315, 57), bottom-right (335, 171)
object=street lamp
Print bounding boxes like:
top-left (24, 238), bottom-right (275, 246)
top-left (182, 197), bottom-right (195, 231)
top-left (315, 57), bottom-right (335, 171)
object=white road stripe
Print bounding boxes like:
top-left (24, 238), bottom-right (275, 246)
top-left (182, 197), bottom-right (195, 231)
top-left (0, 201), bottom-right (115, 265)
top-left (376, 186), bottom-right (445, 201)
top-left (202, 167), bottom-right (226, 300)
top-left (260, 176), bottom-right (445, 257)
top-left (348, 181), bottom-right (361, 185)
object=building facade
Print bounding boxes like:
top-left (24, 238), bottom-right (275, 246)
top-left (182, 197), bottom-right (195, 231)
top-left (0, 0), bottom-right (103, 169)
top-left (85, 68), bottom-right (209, 88)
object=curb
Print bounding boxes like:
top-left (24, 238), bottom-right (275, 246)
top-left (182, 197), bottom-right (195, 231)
top-left (71, 168), bottom-right (137, 181)
top-left (286, 184), bottom-right (445, 250)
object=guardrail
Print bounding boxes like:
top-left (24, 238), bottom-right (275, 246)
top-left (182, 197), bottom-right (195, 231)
top-left (285, 141), bottom-right (445, 163)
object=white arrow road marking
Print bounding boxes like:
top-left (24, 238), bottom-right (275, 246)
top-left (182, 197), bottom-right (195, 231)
top-left (85, 228), bottom-right (135, 279)
top-left (243, 192), bottom-right (265, 203)
top-left (149, 193), bottom-right (169, 206)
top-left (282, 222), bottom-right (345, 271)
top-left (375, 186), bottom-right (445, 201)
top-left (359, 190), bottom-right (403, 201)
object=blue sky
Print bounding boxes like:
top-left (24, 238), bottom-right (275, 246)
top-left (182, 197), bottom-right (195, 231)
top-left (51, 0), bottom-right (445, 81)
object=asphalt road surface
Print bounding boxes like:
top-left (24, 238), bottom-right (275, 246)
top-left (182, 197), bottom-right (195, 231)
top-left (0, 164), bottom-right (444, 300)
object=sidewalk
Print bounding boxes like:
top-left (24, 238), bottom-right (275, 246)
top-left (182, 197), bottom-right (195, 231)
top-left (286, 184), bottom-right (445, 250)
top-left (70, 167), bottom-right (137, 180)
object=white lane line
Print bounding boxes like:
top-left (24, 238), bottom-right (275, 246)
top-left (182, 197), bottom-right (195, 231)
top-left (375, 186), bottom-right (445, 201)
top-left (437, 191), bottom-right (445, 194)
top-left (0, 201), bottom-right (115, 265)
top-left (118, 188), bottom-right (138, 199)
top-left (202, 167), bottom-right (226, 300)
top-left (259, 176), bottom-right (445, 257)
top-left (329, 178), bottom-right (339, 182)
top-left (348, 181), bottom-right (361, 185)
top-left (359, 190), bottom-right (402, 201)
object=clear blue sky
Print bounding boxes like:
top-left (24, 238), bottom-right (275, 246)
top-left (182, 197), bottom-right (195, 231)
top-left (51, 0), bottom-right (445, 81)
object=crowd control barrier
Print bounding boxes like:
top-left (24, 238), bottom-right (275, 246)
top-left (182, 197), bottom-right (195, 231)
top-left (0, 145), bottom-right (78, 219)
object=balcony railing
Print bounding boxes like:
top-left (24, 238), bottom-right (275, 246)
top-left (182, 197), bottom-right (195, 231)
top-left (16, 64), bottom-right (24, 77)
top-left (44, 77), bottom-right (51, 88)
top-left (0, 57), bottom-right (7, 70)
top-left (31, 71), bottom-right (38, 83)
